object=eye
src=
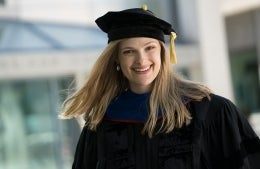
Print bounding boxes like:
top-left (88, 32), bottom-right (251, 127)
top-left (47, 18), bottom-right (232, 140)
top-left (122, 49), bottom-right (135, 55)
top-left (146, 45), bottom-right (156, 51)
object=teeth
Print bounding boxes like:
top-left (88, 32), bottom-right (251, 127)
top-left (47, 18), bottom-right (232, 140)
top-left (134, 66), bottom-right (150, 72)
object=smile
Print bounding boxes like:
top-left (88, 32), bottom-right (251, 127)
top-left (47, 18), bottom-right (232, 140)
top-left (134, 66), bottom-right (151, 72)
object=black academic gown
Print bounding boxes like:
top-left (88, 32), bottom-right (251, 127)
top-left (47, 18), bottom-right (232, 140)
top-left (72, 94), bottom-right (260, 169)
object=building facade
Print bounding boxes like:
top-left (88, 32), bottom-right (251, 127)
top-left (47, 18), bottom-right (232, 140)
top-left (0, 0), bottom-right (260, 168)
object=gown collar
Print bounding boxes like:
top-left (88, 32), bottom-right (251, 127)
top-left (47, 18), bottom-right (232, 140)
top-left (104, 89), bottom-right (191, 123)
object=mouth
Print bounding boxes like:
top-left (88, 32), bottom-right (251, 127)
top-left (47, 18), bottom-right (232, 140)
top-left (133, 65), bottom-right (151, 73)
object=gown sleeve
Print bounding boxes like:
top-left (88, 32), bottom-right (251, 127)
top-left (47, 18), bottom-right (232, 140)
top-left (199, 94), bottom-right (260, 169)
top-left (72, 125), bottom-right (97, 169)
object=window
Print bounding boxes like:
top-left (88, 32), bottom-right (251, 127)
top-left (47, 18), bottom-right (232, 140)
top-left (0, 76), bottom-right (80, 169)
top-left (230, 49), bottom-right (260, 116)
top-left (168, 0), bottom-right (198, 44)
top-left (0, 0), bottom-right (5, 5)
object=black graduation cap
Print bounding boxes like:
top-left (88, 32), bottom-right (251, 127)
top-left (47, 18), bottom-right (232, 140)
top-left (95, 5), bottom-right (178, 64)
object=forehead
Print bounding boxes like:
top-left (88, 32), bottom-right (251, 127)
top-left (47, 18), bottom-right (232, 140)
top-left (119, 37), bottom-right (160, 48)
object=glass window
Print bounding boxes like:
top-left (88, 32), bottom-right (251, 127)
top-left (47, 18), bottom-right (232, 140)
top-left (0, 76), bottom-right (80, 169)
top-left (230, 49), bottom-right (260, 116)
top-left (0, 20), bottom-right (107, 52)
top-left (0, 0), bottom-right (5, 5)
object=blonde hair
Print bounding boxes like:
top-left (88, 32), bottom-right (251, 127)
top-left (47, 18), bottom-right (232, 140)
top-left (60, 40), bottom-right (211, 137)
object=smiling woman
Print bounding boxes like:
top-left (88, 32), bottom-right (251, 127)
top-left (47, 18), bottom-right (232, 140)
top-left (118, 37), bottom-right (161, 93)
top-left (60, 5), bottom-right (260, 169)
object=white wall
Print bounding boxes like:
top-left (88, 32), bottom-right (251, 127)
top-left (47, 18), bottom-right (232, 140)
top-left (0, 51), bottom-right (100, 80)
top-left (221, 0), bottom-right (260, 16)
top-left (196, 0), bottom-right (234, 100)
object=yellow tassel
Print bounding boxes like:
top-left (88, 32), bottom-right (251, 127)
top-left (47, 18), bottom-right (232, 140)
top-left (170, 32), bottom-right (177, 64)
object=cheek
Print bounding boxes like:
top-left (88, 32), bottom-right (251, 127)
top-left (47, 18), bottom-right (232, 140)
top-left (154, 54), bottom-right (162, 74)
top-left (154, 53), bottom-right (162, 66)
top-left (156, 61), bottom-right (161, 74)
top-left (120, 64), bottom-right (128, 76)
top-left (118, 59), bottom-right (131, 75)
top-left (118, 56), bottom-right (133, 68)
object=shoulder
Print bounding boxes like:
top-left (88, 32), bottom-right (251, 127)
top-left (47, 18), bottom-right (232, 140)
top-left (208, 94), bottom-right (238, 116)
top-left (190, 93), bottom-right (239, 122)
top-left (198, 93), bottom-right (234, 108)
top-left (208, 94), bottom-right (235, 109)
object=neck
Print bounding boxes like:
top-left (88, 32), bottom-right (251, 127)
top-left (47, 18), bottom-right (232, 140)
top-left (129, 85), bottom-right (152, 94)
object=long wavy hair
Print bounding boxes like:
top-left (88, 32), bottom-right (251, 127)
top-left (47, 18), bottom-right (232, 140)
top-left (60, 39), bottom-right (211, 137)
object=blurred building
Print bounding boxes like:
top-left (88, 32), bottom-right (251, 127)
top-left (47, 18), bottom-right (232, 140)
top-left (221, 0), bottom-right (260, 135)
top-left (0, 0), bottom-right (260, 169)
top-left (0, 1), bottom-right (107, 169)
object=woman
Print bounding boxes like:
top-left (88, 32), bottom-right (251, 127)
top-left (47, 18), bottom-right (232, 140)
top-left (60, 6), bottom-right (260, 169)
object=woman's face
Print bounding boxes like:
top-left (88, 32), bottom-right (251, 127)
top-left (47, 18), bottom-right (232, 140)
top-left (118, 37), bottom-right (161, 93)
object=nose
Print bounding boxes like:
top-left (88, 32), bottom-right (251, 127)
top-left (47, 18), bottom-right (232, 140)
top-left (135, 51), bottom-right (146, 64)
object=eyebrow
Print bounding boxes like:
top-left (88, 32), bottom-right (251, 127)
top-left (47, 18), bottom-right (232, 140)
top-left (143, 41), bottom-right (157, 46)
top-left (120, 40), bottom-right (158, 50)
